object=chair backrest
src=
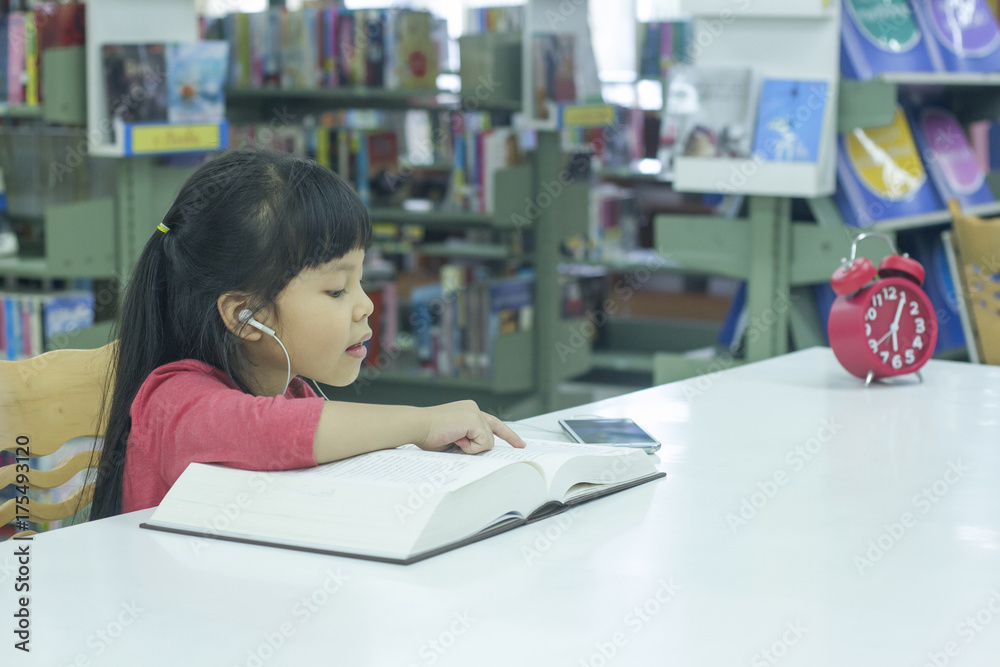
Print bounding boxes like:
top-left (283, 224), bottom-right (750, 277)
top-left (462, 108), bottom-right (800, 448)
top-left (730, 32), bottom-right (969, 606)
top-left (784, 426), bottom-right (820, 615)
top-left (0, 342), bottom-right (116, 535)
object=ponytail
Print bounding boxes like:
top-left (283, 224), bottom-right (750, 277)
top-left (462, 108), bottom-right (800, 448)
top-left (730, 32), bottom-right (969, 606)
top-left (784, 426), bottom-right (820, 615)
top-left (89, 232), bottom-right (172, 519)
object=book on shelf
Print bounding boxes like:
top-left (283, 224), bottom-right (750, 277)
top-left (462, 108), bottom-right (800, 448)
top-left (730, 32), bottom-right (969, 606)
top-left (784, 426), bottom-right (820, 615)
top-left (466, 6), bottom-right (524, 34)
top-left (6, 12), bottom-right (25, 105)
top-left (166, 42), bottom-right (229, 124)
top-left (103, 41), bottom-right (230, 128)
top-left (33, 0), bottom-right (86, 104)
top-left (751, 79), bottom-right (828, 164)
top-left (903, 231), bottom-right (968, 355)
top-left (404, 274), bottom-right (533, 381)
top-left (658, 65), bottom-right (758, 177)
top-left (532, 32), bottom-right (577, 121)
top-left (102, 44), bottom-right (169, 125)
top-left (140, 438), bottom-right (665, 564)
top-left (636, 20), bottom-right (692, 82)
top-left (905, 103), bottom-right (995, 209)
top-left (969, 119), bottom-right (1000, 172)
top-left (912, 0), bottom-right (1000, 73)
top-left (841, 0), bottom-right (936, 80)
top-left (214, 7), bottom-right (442, 91)
top-left (0, 290), bottom-right (95, 360)
top-left (834, 107), bottom-right (943, 228)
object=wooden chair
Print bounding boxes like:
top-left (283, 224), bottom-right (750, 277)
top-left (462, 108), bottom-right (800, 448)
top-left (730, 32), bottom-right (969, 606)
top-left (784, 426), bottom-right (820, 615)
top-left (0, 342), bottom-right (116, 538)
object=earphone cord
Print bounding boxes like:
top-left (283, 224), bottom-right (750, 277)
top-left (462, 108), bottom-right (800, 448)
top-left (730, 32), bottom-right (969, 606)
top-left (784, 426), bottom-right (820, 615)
top-left (272, 333), bottom-right (292, 396)
top-left (264, 327), bottom-right (331, 400)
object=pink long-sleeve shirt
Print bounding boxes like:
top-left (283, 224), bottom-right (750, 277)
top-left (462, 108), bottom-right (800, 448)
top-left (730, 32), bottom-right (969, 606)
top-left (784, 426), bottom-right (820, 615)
top-left (122, 359), bottom-right (323, 513)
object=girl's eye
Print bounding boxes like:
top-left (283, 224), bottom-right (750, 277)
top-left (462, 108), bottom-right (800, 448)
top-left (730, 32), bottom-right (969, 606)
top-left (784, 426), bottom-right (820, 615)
top-left (328, 290), bottom-right (346, 298)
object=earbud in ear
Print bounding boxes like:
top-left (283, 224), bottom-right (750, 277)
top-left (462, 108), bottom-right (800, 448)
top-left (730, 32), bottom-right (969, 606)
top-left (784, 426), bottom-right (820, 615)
top-left (237, 308), bottom-right (275, 337)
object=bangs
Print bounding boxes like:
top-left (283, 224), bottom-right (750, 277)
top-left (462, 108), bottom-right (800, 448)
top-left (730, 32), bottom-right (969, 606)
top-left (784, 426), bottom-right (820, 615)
top-left (265, 159), bottom-right (372, 279)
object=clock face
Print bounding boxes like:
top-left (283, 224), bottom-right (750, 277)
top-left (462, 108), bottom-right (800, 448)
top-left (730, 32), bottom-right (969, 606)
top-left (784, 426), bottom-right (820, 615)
top-left (862, 283), bottom-right (935, 372)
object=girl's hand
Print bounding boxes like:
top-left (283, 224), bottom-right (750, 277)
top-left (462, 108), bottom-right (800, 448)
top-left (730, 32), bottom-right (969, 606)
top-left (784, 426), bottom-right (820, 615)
top-left (416, 400), bottom-right (527, 454)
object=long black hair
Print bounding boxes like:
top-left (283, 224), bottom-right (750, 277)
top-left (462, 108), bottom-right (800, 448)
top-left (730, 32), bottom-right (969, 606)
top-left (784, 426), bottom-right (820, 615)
top-left (88, 149), bottom-right (371, 520)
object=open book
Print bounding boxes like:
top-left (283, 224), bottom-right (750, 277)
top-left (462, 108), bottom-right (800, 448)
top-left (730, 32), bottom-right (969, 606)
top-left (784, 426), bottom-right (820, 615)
top-left (139, 439), bottom-right (664, 564)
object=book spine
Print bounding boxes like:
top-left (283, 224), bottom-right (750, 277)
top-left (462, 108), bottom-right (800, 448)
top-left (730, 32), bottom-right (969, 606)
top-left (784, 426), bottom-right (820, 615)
top-left (249, 12), bottom-right (265, 88)
top-left (8, 13), bottom-right (24, 105)
top-left (366, 10), bottom-right (385, 88)
top-left (24, 11), bottom-right (36, 106)
top-left (323, 7), bottom-right (337, 88)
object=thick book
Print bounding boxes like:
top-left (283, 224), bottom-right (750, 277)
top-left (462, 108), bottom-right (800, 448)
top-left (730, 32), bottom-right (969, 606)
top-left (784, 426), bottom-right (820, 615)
top-left (840, 0), bottom-right (935, 79)
top-left (140, 439), bottom-right (665, 564)
top-left (913, 0), bottom-right (1000, 72)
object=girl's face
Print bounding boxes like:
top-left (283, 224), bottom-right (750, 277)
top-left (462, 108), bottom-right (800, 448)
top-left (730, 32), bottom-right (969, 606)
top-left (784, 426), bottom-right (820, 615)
top-left (253, 248), bottom-right (374, 394)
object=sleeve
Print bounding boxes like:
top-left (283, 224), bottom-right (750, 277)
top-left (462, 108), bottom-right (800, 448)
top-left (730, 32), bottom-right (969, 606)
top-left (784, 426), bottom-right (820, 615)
top-left (130, 363), bottom-right (323, 489)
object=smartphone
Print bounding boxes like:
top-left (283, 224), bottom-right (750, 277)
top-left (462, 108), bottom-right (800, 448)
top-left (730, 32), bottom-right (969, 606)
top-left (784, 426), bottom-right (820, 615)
top-left (557, 418), bottom-right (661, 454)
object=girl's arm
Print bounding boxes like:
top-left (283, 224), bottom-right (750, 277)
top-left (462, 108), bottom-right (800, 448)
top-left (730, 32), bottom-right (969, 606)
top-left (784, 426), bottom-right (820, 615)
top-left (312, 400), bottom-right (526, 464)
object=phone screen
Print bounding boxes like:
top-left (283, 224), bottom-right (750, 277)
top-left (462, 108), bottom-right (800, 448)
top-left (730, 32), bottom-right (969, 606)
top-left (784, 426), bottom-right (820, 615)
top-left (561, 419), bottom-right (658, 444)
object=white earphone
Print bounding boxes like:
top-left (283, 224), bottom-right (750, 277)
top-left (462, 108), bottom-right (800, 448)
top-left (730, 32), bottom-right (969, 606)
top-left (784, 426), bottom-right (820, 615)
top-left (237, 309), bottom-right (329, 400)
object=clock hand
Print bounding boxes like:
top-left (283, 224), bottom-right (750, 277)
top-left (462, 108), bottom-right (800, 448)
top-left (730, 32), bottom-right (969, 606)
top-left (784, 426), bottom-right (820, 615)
top-left (874, 328), bottom-right (894, 348)
top-left (891, 292), bottom-right (906, 352)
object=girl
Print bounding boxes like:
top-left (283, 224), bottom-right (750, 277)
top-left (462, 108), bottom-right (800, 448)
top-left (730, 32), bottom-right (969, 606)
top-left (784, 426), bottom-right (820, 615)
top-left (89, 149), bottom-right (525, 520)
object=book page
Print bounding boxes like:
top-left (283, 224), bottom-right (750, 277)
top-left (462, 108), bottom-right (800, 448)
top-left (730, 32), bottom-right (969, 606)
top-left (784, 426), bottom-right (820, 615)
top-left (477, 438), bottom-right (658, 500)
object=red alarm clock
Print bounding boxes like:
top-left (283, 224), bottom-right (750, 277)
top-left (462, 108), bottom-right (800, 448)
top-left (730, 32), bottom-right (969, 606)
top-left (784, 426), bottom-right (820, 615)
top-left (827, 233), bottom-right (938, 385)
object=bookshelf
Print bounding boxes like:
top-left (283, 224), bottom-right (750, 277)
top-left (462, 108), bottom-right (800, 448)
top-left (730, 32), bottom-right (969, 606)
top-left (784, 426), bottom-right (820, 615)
top-left (0, 0), bottom-right (213, 360)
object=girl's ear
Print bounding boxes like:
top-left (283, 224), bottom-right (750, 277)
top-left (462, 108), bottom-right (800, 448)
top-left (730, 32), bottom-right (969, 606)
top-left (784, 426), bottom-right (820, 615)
top-left (217, 292), bottom-right (265, 341)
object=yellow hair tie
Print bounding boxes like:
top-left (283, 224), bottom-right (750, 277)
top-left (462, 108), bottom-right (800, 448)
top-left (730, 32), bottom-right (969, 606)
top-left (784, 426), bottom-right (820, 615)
top-left (157, 222), bottom-right (171, 233)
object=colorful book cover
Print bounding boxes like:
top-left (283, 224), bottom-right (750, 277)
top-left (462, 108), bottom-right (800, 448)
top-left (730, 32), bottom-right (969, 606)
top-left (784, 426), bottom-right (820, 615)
top-left (906, 104), bottom-right (994, 208)
top-left (532, 32), bottom-right (576, 120)
top-left (397, 11), bottom-right (437, 89)
top-left (752, 79), bottom-right (828, 163)
top-left (835, 107), bottom-right (943, 227)
top-left (913, 0), bottom-right (1000, 72)
top-left (841, 0), bottom-right (936, 79)
top-left (166, 41), bottom-right (229, 123)
top-left (42, 291), bottom-right (95, 341)
top-left (102, 44), bottom-right (168, 125)
top-left (35, 0), bottom-right (85, 102)
top-left (658, 65), bottom-right (757, 176)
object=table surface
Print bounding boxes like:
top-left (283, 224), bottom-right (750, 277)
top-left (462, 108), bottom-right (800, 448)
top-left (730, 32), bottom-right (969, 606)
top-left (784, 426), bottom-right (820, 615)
top-left (3, 348), bottom-right (1000, 666)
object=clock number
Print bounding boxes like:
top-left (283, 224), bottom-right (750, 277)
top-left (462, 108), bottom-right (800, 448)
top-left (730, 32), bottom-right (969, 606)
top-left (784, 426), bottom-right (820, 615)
top-left (880, 351), bottom-right (889, 364)
top-left (905, 349), bottom-right (915, 364)
top-left (869, 339), bottom-right (878, 352)
top-left (892, 354), bottom-right (902, 369)
top-left (866, 307), bottom-right (877, 321)
top-left (872, 293), bottom-right (883, 308)
top-left (865, 323), bottom-right (872, 337)
top-left (915, 317), bottom-right (925, 334)
top-left (910, 301), bottom-right (919, 316)
top-left (913, 335), bottom-right (923, 350)
top-left (882, 286), bottom-right (897, 301)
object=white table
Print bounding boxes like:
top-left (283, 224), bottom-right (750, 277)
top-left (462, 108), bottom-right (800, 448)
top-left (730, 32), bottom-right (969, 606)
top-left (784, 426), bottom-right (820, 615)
top-left (4, 348), bottom-right (1000, 666)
